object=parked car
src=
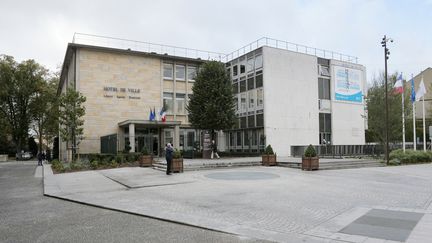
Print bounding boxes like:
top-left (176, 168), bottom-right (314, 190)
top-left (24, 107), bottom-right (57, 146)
top-left (16, 151), bottom-right (33, 160)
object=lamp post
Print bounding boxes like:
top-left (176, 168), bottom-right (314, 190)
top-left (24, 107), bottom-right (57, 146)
top-left (381, 35), bottom-right (393, 165)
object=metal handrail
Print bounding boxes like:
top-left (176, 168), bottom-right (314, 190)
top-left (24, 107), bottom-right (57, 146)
top-left (72, 33), bottom-right (359, 64)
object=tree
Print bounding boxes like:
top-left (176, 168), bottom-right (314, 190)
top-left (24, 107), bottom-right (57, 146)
top-left (0, 55), bottom-right (47, 154)
top-left (30, 73), bottom-right (59, 152)
top-left (58, 88), bottom-right (86, 162)
top-left (186, 61), bottom-right (236, 139)
top-left (367, 72), bottom-right (412, 144)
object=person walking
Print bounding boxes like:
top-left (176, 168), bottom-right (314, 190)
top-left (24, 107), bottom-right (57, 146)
top-left (37, 152), bottom-right (43, 166)
top-left (211, 140), bottom-right (220, 159)
top-left (165, 143), bottom-right (174, 175)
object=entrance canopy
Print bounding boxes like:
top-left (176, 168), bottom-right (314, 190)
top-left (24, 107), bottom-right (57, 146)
top-left (118, 119), bottom-right (181, 128)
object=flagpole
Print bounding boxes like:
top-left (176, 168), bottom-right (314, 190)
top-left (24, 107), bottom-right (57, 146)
top-left (413, 101), bottom-right (416, 150)
top-left (401, 73), bottom-right (406, 152)
top-left (423, 95), bottom-right (426, 151)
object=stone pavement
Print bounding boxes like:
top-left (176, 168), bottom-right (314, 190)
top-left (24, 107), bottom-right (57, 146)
top-left (43, 164), bottom-right (432, 242)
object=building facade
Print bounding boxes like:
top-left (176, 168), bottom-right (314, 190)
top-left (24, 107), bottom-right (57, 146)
top-left (225, 45), bottom-right (367, 156)
top-left (58, 34), bottom-right (367, 159)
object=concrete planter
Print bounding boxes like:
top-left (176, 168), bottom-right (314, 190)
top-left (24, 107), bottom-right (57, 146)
top-left (0, 155), bottom-right (7, 162)
top-left (172, 158), bottom-right (184, 173)
top-left (302, 156), bottom-right (319, 170)
top-left (262, 154), bottom-right (277, 166)
top-left (139, 155), bottom-right (153, 167)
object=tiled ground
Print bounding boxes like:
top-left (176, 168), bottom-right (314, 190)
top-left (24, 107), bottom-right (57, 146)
top-left (44, 164), bottom-right (432, 242)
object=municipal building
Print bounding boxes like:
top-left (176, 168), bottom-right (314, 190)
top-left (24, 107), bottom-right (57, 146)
top-left (58, 34), bottom-right (367, 160)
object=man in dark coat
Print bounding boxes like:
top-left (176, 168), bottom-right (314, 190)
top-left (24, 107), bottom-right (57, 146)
top-left (165, 143), bottom-right (174, 175)
top-left (211, 140), bottom-right (220, 159)
top-left (37, 152), bottom-right (43, 166)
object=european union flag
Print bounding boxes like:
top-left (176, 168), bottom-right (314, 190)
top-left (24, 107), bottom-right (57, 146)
top-left (410, 78), bottom-right (416, 103)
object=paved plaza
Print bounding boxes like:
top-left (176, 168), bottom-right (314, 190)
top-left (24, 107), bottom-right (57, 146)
top-left (43, 164), bottom-right (432, 242)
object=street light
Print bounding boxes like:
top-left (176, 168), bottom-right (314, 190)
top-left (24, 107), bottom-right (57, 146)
top-left (381, 35), bottom-right (393, 165)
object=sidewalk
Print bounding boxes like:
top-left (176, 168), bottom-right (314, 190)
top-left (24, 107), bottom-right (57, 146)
top-left (43, 164), bottom-right (432, 242)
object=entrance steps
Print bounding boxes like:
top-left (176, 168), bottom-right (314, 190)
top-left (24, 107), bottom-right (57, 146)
top-left (152, 159), bottom-right (261, 172)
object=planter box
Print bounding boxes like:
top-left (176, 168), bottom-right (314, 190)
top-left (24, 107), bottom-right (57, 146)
top-left (0, 155), bottom-right (7, 162)
top-left (139, 155), bottom-right (153, 167)
top-left (172, 158), bottom-right (184, 173)
top-left (302, 156), bottom-right (319, 170)
top-left (262, 154), bottom-right (277, 166)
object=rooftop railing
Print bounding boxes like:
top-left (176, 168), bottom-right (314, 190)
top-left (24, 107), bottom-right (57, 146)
top-left (225, 37), bottom-right (358, 63)
top-left (72, 33), bottom-right (359, 64)
top-left (72, 33), bottom-right (226, 61)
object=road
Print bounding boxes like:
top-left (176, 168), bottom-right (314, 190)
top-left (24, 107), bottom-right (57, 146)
top-left (0, 161), bottom-right (265, 243)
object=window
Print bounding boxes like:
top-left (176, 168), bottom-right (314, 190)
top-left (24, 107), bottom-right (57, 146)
top-left (318, 78), bottom-right (331, 100)
top-left (244, 131), bottom-right (250, 146)
top-left (252, 130), bottom-right (257, 146)
top-left (240, 80), bottom-right (246, 92)
top-left (163, 92), bottom-right (174, 113)
top-left (240, 93), bottom-right (247, 112)
top-left (236, 131), bottom-right (242, 146)
top-left (176, 93), bottom-right (186, 114)
top-left (257, 88), bottom-right (263, 107)
top-left (247, 58), bottom-right (254, 72)
top-left (319, 113), bottom-right (332, 144)
top-left (247, 77), bottom-right (254, 90)
top-left (164, 130), bottom-right (173, 145)
top-left (229, 132), bottom-right (234, 146)
top-left (256, 114), bottom-right (264, 127)
top-left (256, 74), bottom-right (263, 88)
top-left (176, 65), bottom-right (185, 80)
top-left (248, 90), bottom-right (255, 109)
top-left (240, 64), bottom-right (246, 74)
top-left (319, 65), bottom-right (330, 77)
top-left (187, 66), bottom-right (197, 81)
top-left (163, 63), bottom-right (173, 79)
top-left (233, 65), bottom-right (238, 76)
top-left (240, 117), bottom-right (247, 128)
top-left (234, 95), bottom-right (239, 111)
top-left (232, 83), bottom-right (238, 94)
top-left (187, 131), bottom-right (195, 148)
top-left (255, 55), bottom-right (263, 69)
top-left (248, 115), bottom-right (255, 128)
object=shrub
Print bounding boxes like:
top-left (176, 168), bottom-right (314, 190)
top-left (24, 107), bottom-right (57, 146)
top-left (141, 147), bottom-right (150, 156)
top-left (304, 144), bottom-right (317, 157)
top-left (70, 162), bottom-right (84, 171)
top-left (90, 160), bottom-right (99, 170)
top-left (173, 149), bottom-right (182, 159)
top-left (389, 149), bottom-right (432, 164)
top-left (264, 145), bottom-right (274, 155)
top-left (51, 159), bottom-right (65, 173)
top-left (110, 160), bottom-right (118, 168)
top-left (115, 154), bottom-right (125, 164)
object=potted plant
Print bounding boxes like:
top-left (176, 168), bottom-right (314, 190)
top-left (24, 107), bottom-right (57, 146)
top-left (262, 145), bottom-right (277, 166)
top-left (139, 147), bottom-right (153, 167)
top-left (172, 149), bottom-right (184, 173)
top-left (302, 144), bottom-right (319, 170)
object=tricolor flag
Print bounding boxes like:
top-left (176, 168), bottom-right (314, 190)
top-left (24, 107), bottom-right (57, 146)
top-left (159, 106), bottom-right (166, 122)
top-left (393, 73), bottom-right (404, 94)
top-left (416, 77), bottom-right (427, 101)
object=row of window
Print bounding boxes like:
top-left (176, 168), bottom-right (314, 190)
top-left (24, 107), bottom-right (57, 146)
top-left (163, 63), bottom-right (197, 81)
top-left (163, 92), bottom-right (187, 114)
top-left (164, 129), bottom-right (196, 150)
top-left (233, 114), bottom-right (264, 129)
top-left (236, 89), bottom-right (264, 112)
top-left (228, 129), bottom-right (265, 147)
top-left (228, 54), bottom-right (263, 78)
top-left (232, 74), bottom-right (263, 93)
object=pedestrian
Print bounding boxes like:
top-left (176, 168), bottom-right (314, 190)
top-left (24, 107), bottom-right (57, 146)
top-left (211, 140), bottom-right (220, 159)
top-left (165, 143), bottom-right (174, 175)
top-left (42, 151), bottom-right (46, 163)
top-left (37, 152), bottom-right (43, 166)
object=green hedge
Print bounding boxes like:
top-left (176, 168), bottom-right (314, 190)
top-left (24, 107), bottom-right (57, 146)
top-left (389, 149), bottom-right (432, 165)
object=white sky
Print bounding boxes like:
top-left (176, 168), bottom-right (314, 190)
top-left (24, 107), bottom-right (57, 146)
top-left (1, 0), bottom-right (431, 84)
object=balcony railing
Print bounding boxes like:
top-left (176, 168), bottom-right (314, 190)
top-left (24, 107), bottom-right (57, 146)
top-left (72, 33), bottom-right (359, 64)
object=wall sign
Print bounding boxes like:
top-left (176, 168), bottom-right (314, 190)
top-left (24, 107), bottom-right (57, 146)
top-left (103, 86), bottom-right (141, 99)
top-left (334, 66), bottom-right (362, 103)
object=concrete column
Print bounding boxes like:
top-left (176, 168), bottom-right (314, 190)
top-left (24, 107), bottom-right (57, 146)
top-left (129, 123), bottom-right (135, 153)
top-left (174, 125), bottom-right (180, 149)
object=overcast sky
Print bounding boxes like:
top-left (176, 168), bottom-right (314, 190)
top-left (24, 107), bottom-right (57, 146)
top-left (1, 0), bottom-right (431, 84)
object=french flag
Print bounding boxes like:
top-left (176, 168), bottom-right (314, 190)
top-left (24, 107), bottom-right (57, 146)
top-left (159, 107), bottom-right (166, 122)
top-left (393, 73), bottom-right (404, 94)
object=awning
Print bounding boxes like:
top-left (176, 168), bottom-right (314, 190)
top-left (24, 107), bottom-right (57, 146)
top-left (118, 119), bottom-right (181, 128)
